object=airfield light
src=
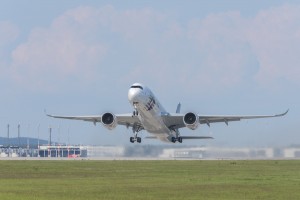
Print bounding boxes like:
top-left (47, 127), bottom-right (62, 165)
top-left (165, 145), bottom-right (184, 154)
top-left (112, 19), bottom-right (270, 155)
top-left (49, 126), bottom-right (52, 146)
top-left (37, 124), bottom-right (40, 149)
top-left (18, 124), bottom-right (20, 147)
top-left (7, 124), bottom-right (9, 146)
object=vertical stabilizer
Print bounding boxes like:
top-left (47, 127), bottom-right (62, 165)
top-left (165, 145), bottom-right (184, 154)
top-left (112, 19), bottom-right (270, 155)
top-left (176, 103), bottom-right (181, 113)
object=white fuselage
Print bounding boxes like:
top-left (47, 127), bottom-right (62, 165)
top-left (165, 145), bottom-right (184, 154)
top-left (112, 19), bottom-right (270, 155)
top-left (128, 84), bottom-right (176, 142)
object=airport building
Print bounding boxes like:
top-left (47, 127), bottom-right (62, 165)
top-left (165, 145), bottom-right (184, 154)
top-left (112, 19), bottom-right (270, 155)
top-left (86, 146), bottom-right (124, 157)
top-left (38, 145), bottom-right (87, 158)
top-left (1, 143), bottom-right (300, 159)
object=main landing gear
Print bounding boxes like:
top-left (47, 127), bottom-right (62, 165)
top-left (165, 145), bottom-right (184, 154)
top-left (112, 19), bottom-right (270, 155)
top-left (171, 137), bottom-right (183, 143)
top-left (130, 119), bottom-right (142, 143)
top-left (130, 136), bottom-right (141, 143)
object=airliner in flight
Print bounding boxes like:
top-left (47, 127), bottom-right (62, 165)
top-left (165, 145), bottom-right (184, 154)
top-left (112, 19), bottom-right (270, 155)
top-left (47, 83), bottom-right (288, 143)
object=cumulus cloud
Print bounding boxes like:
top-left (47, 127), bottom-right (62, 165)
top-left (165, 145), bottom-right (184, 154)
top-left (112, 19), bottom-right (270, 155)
top-left (181, 5), bottom-right (300, 91)
top-left (6, 4), bottom-right (300, 93)
top-left (8, 6), bottom-right (168, 91)
top-left (0, 21), bottom-right (19, 67)
top-left (186, 11), bottom-right (252, 88)
top-left (10, 7), bottom-right (107, 91)
top-left (0, 21), bottom-right (19, 46)
top-left (247, 4), bottom-right (300, 87)
top-left (10, 8), bottom-right (106, 89)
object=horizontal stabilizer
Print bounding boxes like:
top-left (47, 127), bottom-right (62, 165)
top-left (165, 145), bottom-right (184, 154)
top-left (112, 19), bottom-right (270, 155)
top-left (145, 136), bottom-right (213, 140)
top-left (145, 136), bottom-right (158, 139)
top-left (181, 136), bottom-right (213, 140)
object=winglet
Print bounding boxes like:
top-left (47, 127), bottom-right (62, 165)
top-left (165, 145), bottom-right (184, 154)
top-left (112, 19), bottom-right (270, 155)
top-left (276, 109), bottom-right (289, 117)
top-left (44, 109), bottom-right (53, 117)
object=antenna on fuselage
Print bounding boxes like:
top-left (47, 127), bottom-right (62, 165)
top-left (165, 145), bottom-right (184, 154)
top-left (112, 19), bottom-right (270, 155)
top-left (176, 103), bottom-right (181, 113)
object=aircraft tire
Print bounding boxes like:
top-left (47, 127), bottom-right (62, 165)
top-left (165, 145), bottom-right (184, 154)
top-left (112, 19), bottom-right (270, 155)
top-left (171, 137), bottom-right (176, 143)
top-left (130, 137), bottom-right (134, 143)
top-left (178, 137), bottom-right (183, 143)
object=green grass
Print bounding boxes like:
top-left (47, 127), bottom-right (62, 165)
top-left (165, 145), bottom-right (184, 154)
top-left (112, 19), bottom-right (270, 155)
top-left (0, 160), bottom-right (299, 200)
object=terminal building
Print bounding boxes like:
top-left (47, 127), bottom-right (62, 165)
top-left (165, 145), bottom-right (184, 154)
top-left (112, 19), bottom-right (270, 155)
top-left (38, 145), bottom-right (87, 158)
top-left (1, 143), bottom-right (300, 159)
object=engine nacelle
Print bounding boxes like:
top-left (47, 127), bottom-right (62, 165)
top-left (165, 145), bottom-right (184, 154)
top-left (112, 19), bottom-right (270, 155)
top-left (101, 112), bottom-right (117, 130)
top-left (183, 112), bottom-right (199, 130)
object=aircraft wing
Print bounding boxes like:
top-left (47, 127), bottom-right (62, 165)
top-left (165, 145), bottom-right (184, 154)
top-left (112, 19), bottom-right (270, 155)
top-left (46, 113), bottom-right (102, 123)
top-left (46, 113), bottom-right (143, 129)
top-left (163, 109), bottom-right (289, 129)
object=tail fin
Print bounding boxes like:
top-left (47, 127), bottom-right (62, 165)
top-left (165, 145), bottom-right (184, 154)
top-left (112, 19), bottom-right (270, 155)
top-left (176, 103), bottom-right (181, 113)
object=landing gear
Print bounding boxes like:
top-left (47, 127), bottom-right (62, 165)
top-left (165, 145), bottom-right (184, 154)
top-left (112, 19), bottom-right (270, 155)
top-left (170, 129), bottom-right (183, 143)
top-left (130, 136), bottom-right (141, 143)
top-left (171, 137), bottom-right (176, 143)
top-left (132, 110), bottom-right (139, 116)
top-left (132, 102), bottom-right (139, 117)
top-left (171, 137), bottom-right (183, 143)
top-left (130, 124), bottom-right (142, 143)
top-left (178, 137), bottom-right (183, 143)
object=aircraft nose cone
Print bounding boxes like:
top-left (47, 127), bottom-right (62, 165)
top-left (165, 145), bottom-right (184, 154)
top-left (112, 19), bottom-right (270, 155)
top-left (128, 88), bottom-right (141, 103)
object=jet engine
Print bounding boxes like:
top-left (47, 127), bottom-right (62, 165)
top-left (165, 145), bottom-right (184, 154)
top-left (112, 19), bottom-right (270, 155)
top-left (183, 112), bottom-right (199, 130)
top-left (101, 112), bottom-right (117, 130)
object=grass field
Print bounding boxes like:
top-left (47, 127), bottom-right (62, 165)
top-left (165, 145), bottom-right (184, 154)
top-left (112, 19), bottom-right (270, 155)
top-left (0, 160), bottom-right (299, 200)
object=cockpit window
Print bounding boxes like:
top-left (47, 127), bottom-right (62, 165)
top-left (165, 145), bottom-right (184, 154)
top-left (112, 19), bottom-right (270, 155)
top-left (130, 85), bottom-right (143, 90)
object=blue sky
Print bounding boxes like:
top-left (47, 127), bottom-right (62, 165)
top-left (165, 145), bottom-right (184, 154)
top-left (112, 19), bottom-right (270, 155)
top-left (0, 0), bottom-right (299, 147)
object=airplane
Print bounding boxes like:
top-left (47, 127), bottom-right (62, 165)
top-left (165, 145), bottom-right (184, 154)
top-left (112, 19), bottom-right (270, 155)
top-left (47, 83), bottom-right (288, 143)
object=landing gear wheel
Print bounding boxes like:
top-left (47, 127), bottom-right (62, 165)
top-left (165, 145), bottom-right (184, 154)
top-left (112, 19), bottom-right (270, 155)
top-left (130, 136), bottom-right (141, 143)
top-left (178, 137), bottom-right (183, 143)
top-left (171, 137), bottom-right (176, 143)
top-left (130, 137), bottom-right (134, 143)
top-left (133, 110), bottom-right (139, 116)
top-left (137, 137), bottom-right (141, 143)
top-left (130, 123), bottom-right (142, 143)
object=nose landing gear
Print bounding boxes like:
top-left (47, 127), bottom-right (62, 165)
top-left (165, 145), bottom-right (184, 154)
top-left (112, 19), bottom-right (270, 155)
top-left (132, 103), bottom-right (139, 117)
top-left (132, 110), bottom-right (139, 116)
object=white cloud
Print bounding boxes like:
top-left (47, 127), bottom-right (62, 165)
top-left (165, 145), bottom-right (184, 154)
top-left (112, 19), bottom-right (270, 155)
top-left (182, 5), bottom-right (300, 91)
top-left (9, 7), bottom-right (107, 91)
top-left (109, 7), bottom-right (165, 41)
top-left (7, 4), bottom-right (300, 93)
top-left (0, 21), bottom-right (19, 46)
top-left (0, 21), bottom-right (19, 69)
top-left (8, 6), bottom-right (168, 91)
top-left (186, 11), bottom-right (252, 89)
top-left (246, 4), bottom-right (300, 87)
